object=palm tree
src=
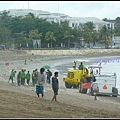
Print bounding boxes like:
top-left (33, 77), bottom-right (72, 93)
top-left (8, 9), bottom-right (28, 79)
top-left (27, 12), bottom-right (35, 19)
top-left (29, 29), bottom-right (42, 48)
top-left (92, 30), bottom-right (99, 46)
top-left (29, 29), bottom-right (42, 39)
top-left (62, 30), bottom-right (74, 48)
top-left (0, 27), bottom-right (11, 44)
top-left (21, 14), bottom-right (36, 38)
top-left (45, 31), bottom-right (56, 48)
top-left (99, 25), bottom-right (113, 48)
top-left (82, 22), bottom-right (95, 48)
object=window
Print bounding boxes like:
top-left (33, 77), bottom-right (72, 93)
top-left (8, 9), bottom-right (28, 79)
top-left (72, 23), bottom-right (74, 27)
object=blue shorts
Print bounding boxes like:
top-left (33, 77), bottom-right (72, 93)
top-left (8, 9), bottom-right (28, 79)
top-left (36, 85), bottom-right (44, 94)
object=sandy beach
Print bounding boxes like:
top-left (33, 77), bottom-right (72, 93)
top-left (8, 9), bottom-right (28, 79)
top-left (0, 49), bottom-right (120, 118)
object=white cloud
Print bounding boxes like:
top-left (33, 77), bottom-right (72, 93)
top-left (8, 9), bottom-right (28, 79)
top-left (0, 1), bottom-right (120, 19)
top-left (6, 1), bottom-right (59, 11)
top-left (59, 1), bottom-right (120, 19)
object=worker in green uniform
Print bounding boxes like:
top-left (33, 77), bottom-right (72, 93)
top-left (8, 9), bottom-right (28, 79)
top-left (78, 62), bottom-right (84, 70)
top-left (26, 71), bottom-right (30, 85)
top-left (8, 70), bottom-right (16, 83)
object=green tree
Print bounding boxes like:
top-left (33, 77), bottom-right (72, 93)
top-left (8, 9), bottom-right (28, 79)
top-left (71, 26), bottom-right (81, 42)
top-left (45, 31), bottom-right (56, 48)
top-left (29, 29), bottom-right (42, 48)
top-left (99, 25), bottom-right (113, 48)
top-left (82, 22), bottom-right (95, 48)
top-left (21, 13), bottom-right (36, 38)
top-left (62, 30), bottom-right (74, 48)
top-left (29, 29), bottom-right (42, 40)
top-left (49, 21), bottom-right (64, 47)
top-left (0, 10), bottom-right (11, 27)
top-left (7, 16), bottom-right (23, 34)
top-left (12, 33), bottom-right (25, 48)
top-left (115, 17), bottom-right (120, 23)
top-left (0, 27), bottom-right (11, 48)
top-left (92, 31), bottom-right (99, 46)
top-left (28, 12), bottom-right (35, 19)
top-left (102, 18), bottom-right (108, 21)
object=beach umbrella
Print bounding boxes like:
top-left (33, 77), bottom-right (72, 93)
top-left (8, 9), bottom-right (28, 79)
top-left (42, 65), bottom-right (51, 69)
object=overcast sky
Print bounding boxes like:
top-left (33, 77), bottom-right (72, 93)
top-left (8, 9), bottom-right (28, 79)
top-left (0, 1), bottom-right (120, 20)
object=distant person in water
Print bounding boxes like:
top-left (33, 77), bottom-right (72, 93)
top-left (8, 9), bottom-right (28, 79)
top-left (24, 59), bottom-right (26, 65)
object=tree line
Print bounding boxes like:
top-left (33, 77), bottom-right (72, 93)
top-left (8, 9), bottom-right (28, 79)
top-left (0, 10), bottom-right (119, 49)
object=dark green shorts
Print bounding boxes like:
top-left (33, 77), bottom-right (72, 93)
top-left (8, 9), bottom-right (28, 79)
top-left (53, 89), bottom-right (58, 95)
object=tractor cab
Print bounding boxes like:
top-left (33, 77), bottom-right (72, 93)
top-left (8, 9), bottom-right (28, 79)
top-left (88, 65), bottom-right (102, 75)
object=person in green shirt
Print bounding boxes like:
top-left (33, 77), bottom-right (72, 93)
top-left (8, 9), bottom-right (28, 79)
top-left (78, 62), bottom-right (84, 70)
top-left (26, 71), bottom-right (30, 85)
top-left (21, 69), bottom-right (26, 85)
top-left (8, 70), bottom-right (16, 83)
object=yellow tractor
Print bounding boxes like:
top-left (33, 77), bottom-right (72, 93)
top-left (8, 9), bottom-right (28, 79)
top-left (63, 61), bottom-right (91, 91)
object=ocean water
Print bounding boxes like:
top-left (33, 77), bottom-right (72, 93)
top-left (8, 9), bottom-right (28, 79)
top-left (54, 56), bottom-right (120, 94)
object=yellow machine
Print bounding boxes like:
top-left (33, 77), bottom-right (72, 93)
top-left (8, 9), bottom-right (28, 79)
top-left (63, 61), bottom-right (91, 88)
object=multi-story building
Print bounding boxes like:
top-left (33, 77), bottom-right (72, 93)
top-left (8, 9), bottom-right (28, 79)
top-left (68, 17), bottom-right (114, 32)
top-left (8, 9), bottom-right (37, 17)
top-left (1, 9), bottom-right (117, 48)
top-left (6, 9), bottom-right (114, 32)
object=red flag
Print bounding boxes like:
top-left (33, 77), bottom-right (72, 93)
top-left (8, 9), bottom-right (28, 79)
top-left (5, 62), bottom-right (9, 66)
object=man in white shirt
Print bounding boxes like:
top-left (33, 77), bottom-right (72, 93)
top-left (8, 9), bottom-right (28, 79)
top-left (36, 68), bottom-right (45, 98)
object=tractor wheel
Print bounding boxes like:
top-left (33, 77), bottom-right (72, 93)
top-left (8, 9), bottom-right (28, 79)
top-left (65, 82), bottom-right (72, 88)
top-left (73, 84), bottom-right (78, 88)
top-left (112, 87), bottom-right (118, 97)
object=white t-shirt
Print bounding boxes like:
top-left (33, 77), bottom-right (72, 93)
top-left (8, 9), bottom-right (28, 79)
top-left (38, 73), bottom-right (45, 85)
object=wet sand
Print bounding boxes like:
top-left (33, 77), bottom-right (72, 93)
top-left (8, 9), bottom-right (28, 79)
top-left (0, 50), bottom-right (120, 118)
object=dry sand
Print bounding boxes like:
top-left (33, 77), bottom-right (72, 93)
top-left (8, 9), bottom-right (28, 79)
top-left (0, 49), bottom-right (120, 118)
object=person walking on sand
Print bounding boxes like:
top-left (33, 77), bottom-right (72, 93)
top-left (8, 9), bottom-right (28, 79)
top-left (24, 59), bottom-right (26, 65)
top-left (52, 72), bottom-right (59, 102)
top-left (8, 70), bottom-right (16, 83)
top-left (36, 68), bottom-right (45, 98)
top-left (46, 69), bottom-right (52, 84)
top-left (34, 69), bottom-right (38, 85)
top-left (17, 71), bottom-right (21, 86)
top-left (89, 71), bottom-right (96, 93)
top-left (32, 70), bottom-right (35, 86)
top-left (26, 71), bottom-right (30, 85)
top-left (8, 69), bottom-right (14, 82)
top-left (21, 69), bottom-right (26, 85)
top-left (91, 78), bottom-right (99, 100)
